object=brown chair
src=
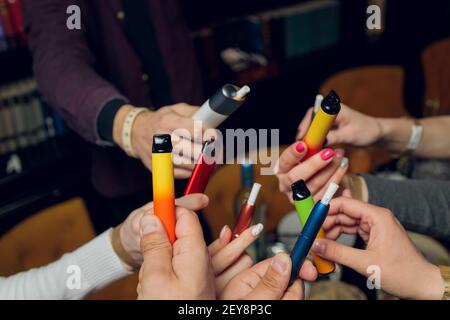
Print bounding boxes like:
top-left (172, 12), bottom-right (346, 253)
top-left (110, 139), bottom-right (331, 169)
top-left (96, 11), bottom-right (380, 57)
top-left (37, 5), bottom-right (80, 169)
top-left (0, 198), bottom-right (138, 300)
top-left (319, 65), bottom-right (410, 173)
top-left (422, 38), bottom-right (450, 117)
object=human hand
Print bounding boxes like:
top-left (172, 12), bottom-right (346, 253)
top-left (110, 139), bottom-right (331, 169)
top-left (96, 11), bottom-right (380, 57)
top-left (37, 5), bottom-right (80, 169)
top-left (274, 142), bottom-right (349, 202)
top-left (312, 197), bottom-right (445, 300)
top-left (220, 253), bottom-right (317, 300)
top-left (116, 194), bottom-right (209, 270)
top-left (137, 206), bottom-right (216, 300)
top-left (296, 104), bottom-right (383, 147)
top-left (207, 224), bottom-right (264, 294)
top-left (114, 103), bottom-right (208, 178)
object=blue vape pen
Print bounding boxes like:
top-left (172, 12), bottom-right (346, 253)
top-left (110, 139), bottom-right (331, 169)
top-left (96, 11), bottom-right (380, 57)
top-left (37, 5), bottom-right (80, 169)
top-left (289, 182), bottom-right (339, 284)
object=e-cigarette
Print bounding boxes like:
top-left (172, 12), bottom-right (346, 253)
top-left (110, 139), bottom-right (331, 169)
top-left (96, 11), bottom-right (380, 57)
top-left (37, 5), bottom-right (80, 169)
top-left (151, 134), bottom-right (176, 244)
top-left (303, 91), bottom-right (341, 160)
top-left (290, 182), bottom-right (339, 284)
top-left (192, 84), bottom-right (250, 128)
top-left (232, 182), bottom-right (262, 238)
top-left (291, 180), bottom-right (335, 275)
top-left (184, 139), bottom-right (217, 195)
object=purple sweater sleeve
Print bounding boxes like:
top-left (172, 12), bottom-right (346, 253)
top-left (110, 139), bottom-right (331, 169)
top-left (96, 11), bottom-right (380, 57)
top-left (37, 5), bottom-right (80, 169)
top-left (24, 0), bottom-right (128, 144)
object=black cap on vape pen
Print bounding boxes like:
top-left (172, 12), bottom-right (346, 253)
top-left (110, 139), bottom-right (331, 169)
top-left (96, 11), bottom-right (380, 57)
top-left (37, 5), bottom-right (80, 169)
top-left (209, 84), bottom-right (245, 116)
top-left (321, 90), bottom-right (341, 115)
top-left (291, 180), bottom-right (312, 201)
top-left (152, 134), bottom-right (173, 153)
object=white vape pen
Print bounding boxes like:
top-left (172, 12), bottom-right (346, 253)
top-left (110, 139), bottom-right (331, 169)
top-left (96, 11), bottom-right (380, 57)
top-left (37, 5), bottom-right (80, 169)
top-left (192, 84), bottom-right (250, 128)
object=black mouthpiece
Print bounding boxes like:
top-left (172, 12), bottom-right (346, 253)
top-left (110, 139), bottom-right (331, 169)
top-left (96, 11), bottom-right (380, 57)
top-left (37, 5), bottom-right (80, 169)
top-left (152, 134), bottom-right (173, 153)
top-left (321, 90), bottom-right (341, 115)
top-left (291, 180), bottom-right (312, 201)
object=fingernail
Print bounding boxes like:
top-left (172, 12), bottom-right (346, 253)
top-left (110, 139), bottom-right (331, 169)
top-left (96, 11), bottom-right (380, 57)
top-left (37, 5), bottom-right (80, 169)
top-left (295, 142), bottom-right (305, 153)
top-left (340, 157), bottom-right (349, 168)
top-left (321, 148), bottom-right (334, 161)
top-left (312, 240), bottom-right (326, 255)
top-left (270, 254), bottom-right (288, 274)
top-left (335, 148), bottom-right (345, 158)
top-left (219, 225), bottom-right (229, 240)
top-left (141, 215), bottom-right (160, 235)
top-left (251, 223), bottom-right (264, 237)
top-left (202, 195), bottom-right (210, 206)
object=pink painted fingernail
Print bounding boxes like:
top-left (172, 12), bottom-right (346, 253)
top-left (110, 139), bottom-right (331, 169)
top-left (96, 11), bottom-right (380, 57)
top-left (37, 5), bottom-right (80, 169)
top-left (321, 148), bottom-right (334, 161)
top-left (295, 142), bottom-right (305, 153)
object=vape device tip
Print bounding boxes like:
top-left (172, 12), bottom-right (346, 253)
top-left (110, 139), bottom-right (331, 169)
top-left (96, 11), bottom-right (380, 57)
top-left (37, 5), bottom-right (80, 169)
top-left (247, 183), bottom-right (262, 206)
top-left (321, 182), bottom-right (339, 206)
top-left (235, 85), bottom-right (251, 99)
top-left (314, 94), bottom-right (324, 113)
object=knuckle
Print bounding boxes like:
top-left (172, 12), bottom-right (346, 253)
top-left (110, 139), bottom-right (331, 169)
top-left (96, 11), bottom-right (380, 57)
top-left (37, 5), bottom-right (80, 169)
top-left (141, 236), bottom-right (171, 254)
top-left (261, 271), bottom-right (283, 292)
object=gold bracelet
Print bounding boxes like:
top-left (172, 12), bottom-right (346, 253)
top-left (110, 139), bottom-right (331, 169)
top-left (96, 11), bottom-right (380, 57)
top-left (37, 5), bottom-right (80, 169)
top-left (111, 225), bottom-right (141, 271)
top-left (439, 265), bottom-right (450, 300)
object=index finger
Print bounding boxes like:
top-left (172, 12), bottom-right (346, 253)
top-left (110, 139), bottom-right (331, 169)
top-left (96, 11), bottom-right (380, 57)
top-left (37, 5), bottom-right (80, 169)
top-left (275, 141), bottom-right (308, 174)
top-left (328, 196), bottom-right (386, 220)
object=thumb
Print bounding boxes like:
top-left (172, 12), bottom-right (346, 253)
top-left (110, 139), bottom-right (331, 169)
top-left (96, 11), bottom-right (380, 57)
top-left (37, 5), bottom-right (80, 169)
top-left (311, 239), bottom-right (368, 274)
top-left (246, 253), bottom-right (291, 300)
top-left (140, 214), bottom-right (173, 277)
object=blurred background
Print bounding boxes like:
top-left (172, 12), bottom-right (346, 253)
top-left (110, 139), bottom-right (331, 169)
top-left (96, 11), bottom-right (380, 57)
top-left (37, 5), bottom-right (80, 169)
top-left (0, 0), bottom-right (449, 299)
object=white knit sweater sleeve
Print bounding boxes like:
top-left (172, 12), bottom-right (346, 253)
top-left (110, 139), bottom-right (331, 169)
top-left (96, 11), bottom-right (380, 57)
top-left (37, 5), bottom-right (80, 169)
top-left (0, 229), bottom-right (133, 300)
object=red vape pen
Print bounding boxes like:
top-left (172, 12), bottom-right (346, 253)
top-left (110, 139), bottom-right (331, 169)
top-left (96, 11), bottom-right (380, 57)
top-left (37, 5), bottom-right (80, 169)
top-left (232, 183), bottom-right (262, 238)
top-left (184, 140), bottom-right (216, 195)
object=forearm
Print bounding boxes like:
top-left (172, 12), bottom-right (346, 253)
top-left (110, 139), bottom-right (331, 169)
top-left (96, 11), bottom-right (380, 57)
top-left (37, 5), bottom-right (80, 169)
top-left (24, 0), bottom-right (128, 144)
top-left (361, 174), bottom-right (450, 240)
top-left (0, 230), bottom-right (132, 300)
top-left (378, 116), bottom-right (450, 159)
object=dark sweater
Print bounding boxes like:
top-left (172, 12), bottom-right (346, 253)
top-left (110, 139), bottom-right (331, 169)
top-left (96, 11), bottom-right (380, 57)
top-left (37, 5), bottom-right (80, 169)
top-left (362, 174), bottom-right (450, 241)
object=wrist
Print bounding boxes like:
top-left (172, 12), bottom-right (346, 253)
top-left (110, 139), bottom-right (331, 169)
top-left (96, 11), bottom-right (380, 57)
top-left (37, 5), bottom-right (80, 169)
top-left (112, 104), bottom-right (135, 147)
top-left (377, 118), bottom-right (412, 155)
top-left (111, 225), bottom-right (140, 272)
top-left (415, 264), bottom-right (445, 300)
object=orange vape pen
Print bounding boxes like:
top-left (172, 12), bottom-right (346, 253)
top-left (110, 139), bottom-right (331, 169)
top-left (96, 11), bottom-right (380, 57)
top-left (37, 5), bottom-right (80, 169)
top-left (152, 134), bottom-right (176, 244)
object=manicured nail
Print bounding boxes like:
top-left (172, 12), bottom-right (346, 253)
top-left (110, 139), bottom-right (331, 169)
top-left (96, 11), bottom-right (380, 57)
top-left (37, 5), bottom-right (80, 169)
top-left (202, 195), bottom-right (210, 206)
top-left (251, 223), bottom-right (264, 237)
top-left (295, 142), bottom-right (305, 153)
top-left (340, 157), bottom-right (349, 168)
top-left (321, 148), bottom-right (334, 161)
top-left (312, 240), bottom-right (326, 255)
top-left (141, 215), bottom-right (160, 235)
top-left (219, 225), bottom-right (229, 240)
top-left (335, 148), bottom-right (345, 158)
top-left (270, 254), bottom-right (288, 274)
